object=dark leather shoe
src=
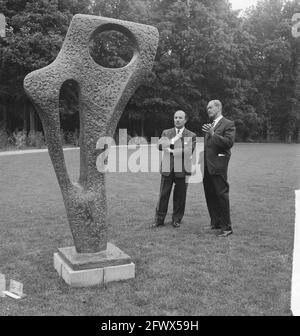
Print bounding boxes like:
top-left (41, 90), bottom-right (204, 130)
top-left (172, 221), bottom-right (180, 228)
top-left (217, 230), bottom-right (233, 237)
top-left (150, 221), bottom-right (164, 228)
top-left (211, 226), bottom-right (221, 230)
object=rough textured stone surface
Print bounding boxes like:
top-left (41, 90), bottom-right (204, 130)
top-left (58, 243), bottom-right (132, 270)
top-left (24, 15), bottom-right (159, 253)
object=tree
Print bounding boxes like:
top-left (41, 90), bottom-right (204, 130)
top-left (126, 0), bottom-right (259, 139)
top-left (1, 0), bottom-right (299, 143)
top-left (0, 0), bottom-right (90, 134)
top-left (243, 0), bottom-right (300, 142)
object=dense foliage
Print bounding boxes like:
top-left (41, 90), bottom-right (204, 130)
top-left (0, 0), bottom-right (299, 143)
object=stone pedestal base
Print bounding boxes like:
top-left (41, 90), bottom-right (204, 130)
top-left (54, 243), bottom-right (135, 287)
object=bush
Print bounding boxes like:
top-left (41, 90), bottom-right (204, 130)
top-left (60, 129), bottom-right (80, 146)
top-left (34, 131), bottom-right (45, 148)
top-left (0, 128), bottom-right (81, 150)
top-left (73, 129), bottom-right (80, 146)
top-left (13, 130), bottom-right (27, 149)
top-left (0, 129), bottom-right (8, 148)
top-left (27, 131), bottom-right (46, 148)
top-left (65, 130), bottom-right (75, 145)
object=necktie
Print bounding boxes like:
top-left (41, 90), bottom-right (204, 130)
top-left (171, 129), bottom-right (179, 146)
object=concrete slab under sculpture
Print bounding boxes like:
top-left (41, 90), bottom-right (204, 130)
top-left (54, 244), bottom-right (135, 287)
top-left (23, 14), bottom-right (159, 286)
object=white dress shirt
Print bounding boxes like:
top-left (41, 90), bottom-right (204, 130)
top-left (171, 127), bottom-right (185, 144)
top-left (212, 115), bottom-right (223, 129)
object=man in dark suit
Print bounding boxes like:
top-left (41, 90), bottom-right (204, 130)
top-left (153, 110), bottom-right (196, 228)
top-left (202, 100), bottom-right (235, 237)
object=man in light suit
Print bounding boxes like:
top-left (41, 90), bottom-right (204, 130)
top-left (153, 110), bottom-right (196, 228)
top-left (202, 100), bottom-right (235, 237)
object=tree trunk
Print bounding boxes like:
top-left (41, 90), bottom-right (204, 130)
top-left (286, 133), bottom-right (292, 144)
top-left (266, 119), bottom-right (272, 142)
top-left (2, 104), bottom-right (7, 130)
top-left (140, 115), bottom-right (145, 137)
top-left (23, 101), bottom-right (28, 134)
top-left (29, 104), bottom-right (36, 133)
top-left (293, 47), bottom-right (300, 143)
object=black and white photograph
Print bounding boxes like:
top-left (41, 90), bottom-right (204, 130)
top-left (0, 0), bottom-right (300, 319)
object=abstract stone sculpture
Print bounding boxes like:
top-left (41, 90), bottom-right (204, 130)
top-left (24, 14), bottom-right (159, 256)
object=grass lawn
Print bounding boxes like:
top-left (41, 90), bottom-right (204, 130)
top-left (0, 143), bottom-right (299, 316)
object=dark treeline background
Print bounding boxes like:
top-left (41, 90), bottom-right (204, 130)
top-left (0, 0), bottom-right (300, 146)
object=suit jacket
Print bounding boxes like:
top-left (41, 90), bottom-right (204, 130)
top-left (204, 117), bottom-right (235, 175)
top-left (158, 127), bottom-right (196, 177)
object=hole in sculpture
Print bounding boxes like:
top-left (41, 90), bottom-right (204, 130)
top-left (89, 28), bottom-right (136, 68)
top-left (59, 80), bottom-right (80, 136)
top-left (59, 79), bottom-right (80, 181)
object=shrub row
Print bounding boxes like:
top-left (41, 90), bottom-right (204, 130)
top-left (0, 129), bottom-right (80, 149)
